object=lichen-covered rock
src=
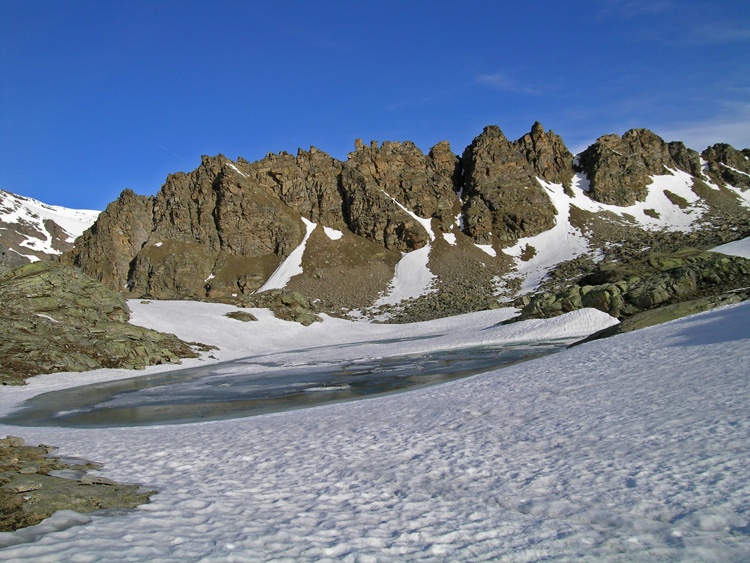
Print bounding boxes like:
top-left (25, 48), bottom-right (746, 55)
top-left (0, 437), bottom-right (154, 532)
top-left (0, 262), bottom-right (201, 385)
top-left (575, 129), bottom-right (701, 206)
top-left (461, 123), bottom-right (571, 243)
top-left (512, 249), bottom-right (750, 322)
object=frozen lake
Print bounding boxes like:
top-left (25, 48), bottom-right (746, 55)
top-left (2, 338), bottom-right (572, 428)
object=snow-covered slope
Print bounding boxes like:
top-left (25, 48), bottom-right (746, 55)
top-left (0, 300), bottom-right (748, 561)
top-left (0, 190), bottom-right (99, 269)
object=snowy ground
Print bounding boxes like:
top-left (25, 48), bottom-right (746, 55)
top-left (0, 288), bottom-right (748, 560)
top-left (0, 190), bottom-right (99, 259)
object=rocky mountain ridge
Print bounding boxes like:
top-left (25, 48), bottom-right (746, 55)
top-left (0, 191), bottom-right (99, 272)
top-left (60, 123), bottom-right (749, 321)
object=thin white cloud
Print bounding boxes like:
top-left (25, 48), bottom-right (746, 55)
top-left (594, 0), bottom-right (674, 18)
top-left (681, 22), bottom-right (750, 45)
top-left (656, 119), bottom-right (750, 151)
top-left (476, 73), bottom-right (540, 96)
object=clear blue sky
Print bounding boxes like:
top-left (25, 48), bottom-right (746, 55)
top-left (1, 0), bottom-right (749, 210)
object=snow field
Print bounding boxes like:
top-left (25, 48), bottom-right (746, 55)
top-left (0, 190), bottom-right (99, 255)
top-left (502, 170), bottom-right (712, 294)
top-left (0, 299), bottom-right (748, 561)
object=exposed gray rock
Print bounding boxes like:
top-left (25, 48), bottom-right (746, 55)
top-left (0, 262), bottom-right (203, 385)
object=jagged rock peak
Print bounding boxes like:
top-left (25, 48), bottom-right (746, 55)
top-left (576, 128), bottom-right (702, 206)
top-left (460, 122), bottom-right (572, 243)
top-left (701, 143), bottom-right (750, 190)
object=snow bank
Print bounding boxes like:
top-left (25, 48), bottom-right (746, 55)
top-left (711, 235), bottom-right (750, 259)
top-left (257, 217), bottom-right (317, 292)
top-left (373, 245), bottom-right (436, 308)
top-left (1, 302), bottom-right (748, 561)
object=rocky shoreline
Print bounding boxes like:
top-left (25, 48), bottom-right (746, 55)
top-left (0, 435), bottom-right (154, 534)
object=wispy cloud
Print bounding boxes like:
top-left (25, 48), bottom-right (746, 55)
top-left (679, 22), bottom-right (750, 45)
top-left (476, 73), bottom-right (540, 96)
top-left (656, 119), bottom-right (750, 151)
top-left (594, 0), bottom-right (674, 19)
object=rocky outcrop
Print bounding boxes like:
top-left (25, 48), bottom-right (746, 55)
top-left (0, 436), bottom-right (154, 533)
top-left (237, 147), bottom-right (345, 229)
top-left (69, 188), bottom-right (153, 289)
top-left (237, 289), bottom-right (321, 326)
top-left (461, 122), bottom-right (573, 243)
top-left (701, 143), bottom-right (750, 190)
top-left (573, 288), bottom-right (750, 345)
top-left (0, 262), bottom-right (202, 384)
top-left (512, 249), bottom-right (750, 321)
top-left (575, 129), bottom-right (701, 206)
top-left (340, 139), bottom-right (460, 250)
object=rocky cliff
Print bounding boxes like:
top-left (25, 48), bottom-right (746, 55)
top-left (58, 123), bottom-right (749, 320)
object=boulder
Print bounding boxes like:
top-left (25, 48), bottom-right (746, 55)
top-left (0, 262), bottom-right (201, 384)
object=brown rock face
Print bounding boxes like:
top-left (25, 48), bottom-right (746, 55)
top-left (701, 143), bottom-right (750, 190)
top-left (340, 140), bottom-right (460, 251)
top-left (461, 123), bottom-right (572, 243)
top-left (237, 147), bottom-right (346, 229)
top-left (576, 129), bottom-right (701, 206)
top-left (68, 189), bottom-right (153, 288)
top-left (67, 155), bottom-right (306, 299)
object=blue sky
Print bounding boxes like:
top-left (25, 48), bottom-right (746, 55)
top-left (1, 0), bottom-right (749, 210)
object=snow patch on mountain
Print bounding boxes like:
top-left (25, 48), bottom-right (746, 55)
top-left (569, 169), bottom-right (706, 231)
top-left (475, 243), bottom-right (496, 257)
top-left (502, 179), bottom-right (591, 294)
top-left (257, 218), bottom-right (317, 292)
top-left (373, 245), bottom-right (436, 309)
top-left (502, 170), bottom-right (713, 294)
top-left (323, 226), bottom-right (343, 240)
top-left (0, 190), bottom-right (99, 256)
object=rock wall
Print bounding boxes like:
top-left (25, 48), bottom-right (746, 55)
top-left (63, 123), bottom-right (749, 308)
top-left (461, 122), bottom-right (572, 243)
top-left (575, 129), bottom-right (701, 206)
